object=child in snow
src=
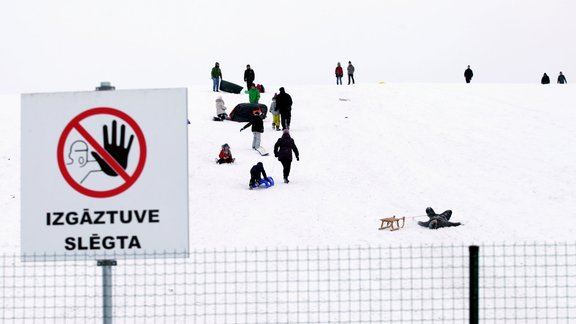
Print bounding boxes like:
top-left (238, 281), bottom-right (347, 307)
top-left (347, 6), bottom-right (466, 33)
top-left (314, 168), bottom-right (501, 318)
top-left (418, 207), bottom-right (461, 229)
top-left (217, 143), bottom-right (234, 164)
top-left (270, 93), bottom-right (281, 131)
top-left (249, 162), bottom-right (270, 189)
top-left (214, 96), bottom-right (228, 121)
top-left (245, 83), bottom-right (260, 103)
top-left (240, 109), bottom-right (264, 149)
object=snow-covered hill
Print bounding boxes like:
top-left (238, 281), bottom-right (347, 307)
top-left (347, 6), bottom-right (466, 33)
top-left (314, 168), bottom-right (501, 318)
top-left (2, 83), bottom-right (576, 253)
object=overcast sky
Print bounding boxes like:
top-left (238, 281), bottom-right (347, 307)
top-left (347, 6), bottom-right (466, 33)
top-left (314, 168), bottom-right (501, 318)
top-left (1, 0), bottom-right (574, 94)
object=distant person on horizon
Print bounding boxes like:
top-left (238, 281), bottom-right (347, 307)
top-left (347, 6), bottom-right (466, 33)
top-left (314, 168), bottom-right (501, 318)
top-left (244, 64), bottom-right (255, 90)
top-left (211, 62), bottom-right (222, 92)
top-left (557, 72), bottom-right (567, 84)
top-left (335, 62), bottom-right (343, 85)
top-left (464, 65), bottom-right (473, 83)
top-left (347, 61), bottom-right (355, 85)
top-left (276, 87), bottom-right (293, 130)
top-left (541, 73), bottom-right (550, 84)
top-left (274, 129), bottom-right (300, 184)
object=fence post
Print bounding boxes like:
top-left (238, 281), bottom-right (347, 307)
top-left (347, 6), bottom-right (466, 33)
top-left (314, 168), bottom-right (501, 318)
top-left (97, 260), bottom-right (117, 324)
top-left (469, 245), bottom-right (479, 324)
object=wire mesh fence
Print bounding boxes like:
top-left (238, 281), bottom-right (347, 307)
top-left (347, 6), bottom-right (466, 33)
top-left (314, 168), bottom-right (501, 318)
top-left (0, 242), bottom-right (575, 323)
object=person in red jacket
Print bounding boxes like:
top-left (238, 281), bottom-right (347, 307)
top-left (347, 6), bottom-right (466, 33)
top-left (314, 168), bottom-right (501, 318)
top-left (217, 143), bottom-right (235, 164)
top-left (335, 62), bottom-right (343, 85)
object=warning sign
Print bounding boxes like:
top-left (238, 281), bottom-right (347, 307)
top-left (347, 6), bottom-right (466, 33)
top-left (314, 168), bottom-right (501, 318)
top-left (21, 88), bottom-right (189, 260)
top-left (57, 107), bottom-right (147, 198)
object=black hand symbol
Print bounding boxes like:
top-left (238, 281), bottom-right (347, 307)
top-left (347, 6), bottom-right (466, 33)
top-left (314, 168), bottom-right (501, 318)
top-left (91, 120), bottom-right (134, 177)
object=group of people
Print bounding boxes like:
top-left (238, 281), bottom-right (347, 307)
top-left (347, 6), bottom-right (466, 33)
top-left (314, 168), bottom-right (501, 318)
top-left (335, 61), bottom-right (355, 85)
top-left (465, 65), bottom-right (569, 85)
top-left (541, 72), bottom-right (568, 84)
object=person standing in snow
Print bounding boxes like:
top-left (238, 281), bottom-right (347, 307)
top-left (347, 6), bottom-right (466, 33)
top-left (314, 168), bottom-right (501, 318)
top-left (211, 62), bottom-right (222, 92)
top-left (347, 61), bottom-right (355, 85)
top-left (245, 83), bottom-right (260, 103)
top-left (217, 143), bottom-right (234, 164)
top-left (418, 207), bottom-right (461, 229)
top-left (464, 65), bottom-right (474, 83)
top-left (557, 72), bottom-right (567, 84)
top-left (274, 129), bottom-right (300, 183)
top-left (249, 162), bottom-right (269, 189)
top-left (240, 110), bottom-right (264, 149)
top-left (276, 87), bottom-right (293, 130)
top-left (541, 73), bottom-right (550, 84)
top-left (335, 62), bottom-right (344, 85)
top-left (270, 93), bottom-right (281, 131)
top-left (244, 64), bottom-right (255, 90)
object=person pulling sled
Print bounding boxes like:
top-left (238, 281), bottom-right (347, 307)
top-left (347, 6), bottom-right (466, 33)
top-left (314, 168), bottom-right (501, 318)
top-left (249, 162), bottom-right (273, 189)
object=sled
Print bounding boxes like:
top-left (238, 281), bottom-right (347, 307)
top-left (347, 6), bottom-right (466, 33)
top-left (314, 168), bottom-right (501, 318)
top-left (254, 146), bottom-right (269, 156)
top-left (379, 216), bottom-right (405, 231)
top-left (249, 177), bottom-right (274, 189)
top-left (220, 80), bottom-right (243, 94)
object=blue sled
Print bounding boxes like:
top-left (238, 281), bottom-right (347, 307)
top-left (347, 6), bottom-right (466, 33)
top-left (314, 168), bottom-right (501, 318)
top-left (250, 177), bottom-right (274, 189)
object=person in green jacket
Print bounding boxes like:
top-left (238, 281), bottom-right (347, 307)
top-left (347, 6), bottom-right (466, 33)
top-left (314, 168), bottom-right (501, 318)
top-left (245, 83), bottom-right (260, 103)
top-left (211, 62), bottom-right (222, 92)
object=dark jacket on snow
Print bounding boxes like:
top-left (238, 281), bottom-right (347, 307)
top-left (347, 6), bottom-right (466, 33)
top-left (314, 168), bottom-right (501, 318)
top-left (250, 162), bottom-right (267, 180)
top-left (241, 114), bottom-right (264, 133)
top-left (541, 73), bottom-right (550, 84)
top-left (418, 207), bottom-right (461, 229)
top-left (275, 88), bottom-right (293, 116)
top-left (274, 133), bottom-right (300, 162)
top-left (464, 68), bottom-right (473, 80)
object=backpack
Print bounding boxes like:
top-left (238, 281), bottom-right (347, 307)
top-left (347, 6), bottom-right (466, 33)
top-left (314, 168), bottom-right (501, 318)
top-left (257, 84), bottom-right (265, 93)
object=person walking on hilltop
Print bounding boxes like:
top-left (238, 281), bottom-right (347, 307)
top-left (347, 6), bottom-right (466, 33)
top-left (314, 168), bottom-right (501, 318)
top-left (541, 73), bottom-right (550, 84)
top-left (335, 62), bottom-right (344, 85)
top-left (244, 64), bottom-right (255, 90)
top-left (464, 65), bottom-right (474, 83)
top-left (276, 87), bottom-right (293, 130)
top-left (557, 72), bottom-right (567, 84)
top-left (211, 62), bottom-right (222, 92)
top-left (274, 129), bottom-right (300, 183)
top-left (347, 61), bottom-right (355, 85)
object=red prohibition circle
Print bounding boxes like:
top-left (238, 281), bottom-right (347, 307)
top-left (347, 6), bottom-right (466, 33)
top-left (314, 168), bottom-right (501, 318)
top-left (57, 107), bottom-right (147, 198)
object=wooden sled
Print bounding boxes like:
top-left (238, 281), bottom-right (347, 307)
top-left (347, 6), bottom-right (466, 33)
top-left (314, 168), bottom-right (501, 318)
top-left (379, 216), bottom-right (405, 231)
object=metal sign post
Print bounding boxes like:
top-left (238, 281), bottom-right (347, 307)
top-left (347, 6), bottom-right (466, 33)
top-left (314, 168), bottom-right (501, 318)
top-left (97, 259), bottom-right (117, 324)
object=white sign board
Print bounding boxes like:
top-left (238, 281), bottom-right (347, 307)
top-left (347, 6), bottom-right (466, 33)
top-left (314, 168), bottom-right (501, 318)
top-left (21, 88), bottom-right (189, 260)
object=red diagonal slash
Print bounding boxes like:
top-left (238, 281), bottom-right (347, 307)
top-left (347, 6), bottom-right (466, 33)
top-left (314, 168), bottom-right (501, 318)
top-left (74, 122), bottom-right (132, 182)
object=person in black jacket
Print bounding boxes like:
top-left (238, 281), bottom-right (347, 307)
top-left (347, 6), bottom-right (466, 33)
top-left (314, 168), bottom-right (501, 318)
top-left (276, 87), bottom-right (293, 130)
top-left (464, 65), bottom-right (473, 83)
top-left (557, 72), bottom-right (567, 84)
top-left (249, 162), bottom-right (269, 189)
top-left (244, 64), bottom-right (255, 90)
top-left (273, 129), bottom-right (300, 183)
top-left (240, 110), bottom-right (264, 149)
top-left (418, 207), bottom-right (461, 229)
top-left (541, 73), bottom-right (550, 84)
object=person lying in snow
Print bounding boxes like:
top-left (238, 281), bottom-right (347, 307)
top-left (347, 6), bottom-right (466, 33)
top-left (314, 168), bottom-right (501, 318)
top-left (418, 207), bottom-right (461, 229)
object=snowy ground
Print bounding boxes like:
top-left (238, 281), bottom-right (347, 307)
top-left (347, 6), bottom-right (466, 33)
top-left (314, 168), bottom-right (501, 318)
top-left (1, 83), bottom-right (576, 253)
